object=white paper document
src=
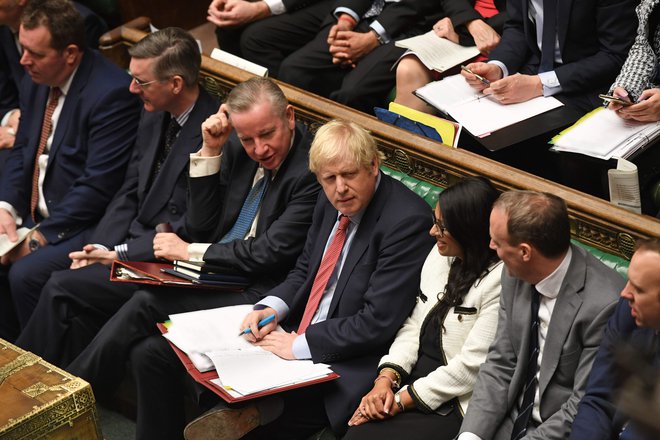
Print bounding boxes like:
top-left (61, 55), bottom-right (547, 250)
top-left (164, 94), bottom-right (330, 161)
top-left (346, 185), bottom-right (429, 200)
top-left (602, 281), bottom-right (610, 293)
top-left (551, 107), bottom-right (660, 160)
top-left (0, 226), bottom-right (36, 257)
top-left (415, 75), bottom-right (563, 137)
top-left (395, 31), bottom-right (480, 72)
top-left (608, 158), bottom-right (642, 214)
top-left (163, 304), bottom-right (334, 396)
top-left (210, 48), bottom-right (268, 77)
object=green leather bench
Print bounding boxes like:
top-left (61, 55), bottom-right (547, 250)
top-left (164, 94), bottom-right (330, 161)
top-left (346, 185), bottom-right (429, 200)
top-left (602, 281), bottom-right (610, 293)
top-left (381, 166), bottom-right (630, 279)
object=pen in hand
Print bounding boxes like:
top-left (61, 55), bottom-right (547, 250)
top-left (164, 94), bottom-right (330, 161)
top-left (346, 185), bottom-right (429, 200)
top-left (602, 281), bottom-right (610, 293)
top-left (461, 65), bottom-right (491, 86)
top-left (238, 314), bottom-right (276, 336)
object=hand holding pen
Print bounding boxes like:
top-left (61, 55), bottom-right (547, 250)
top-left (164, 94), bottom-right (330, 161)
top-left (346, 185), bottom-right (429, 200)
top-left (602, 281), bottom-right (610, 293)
top-left (240, 308), bottom-right (278, 341)
top-left (460, 63), bottom-right (502, 92)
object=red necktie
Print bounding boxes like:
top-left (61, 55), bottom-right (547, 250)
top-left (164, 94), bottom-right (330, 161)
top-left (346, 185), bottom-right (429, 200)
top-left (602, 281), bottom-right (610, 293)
top-left (297, 215), bottom-right (351, 334)
top-left (31, 87), bottom-right (61, 222)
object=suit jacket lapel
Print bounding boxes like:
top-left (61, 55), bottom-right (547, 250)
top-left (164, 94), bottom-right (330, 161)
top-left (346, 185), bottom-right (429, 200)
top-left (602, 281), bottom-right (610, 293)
top-left (327, 175), bottom-right (389, 317)
top-left (556, 0), bottom-right (572, 55)
top-left (538, 246), bottom-right (586, 399)
top-left (219, 152), bottom-right (258, 239)
top-left (137, 112), bottom-right (164, 201)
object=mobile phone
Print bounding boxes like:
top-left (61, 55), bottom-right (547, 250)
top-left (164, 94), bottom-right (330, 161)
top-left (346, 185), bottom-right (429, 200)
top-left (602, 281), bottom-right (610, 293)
top-left (460, 65), bottom-right (491, 86)
top-left (598, 94), bottom-right (632, 106)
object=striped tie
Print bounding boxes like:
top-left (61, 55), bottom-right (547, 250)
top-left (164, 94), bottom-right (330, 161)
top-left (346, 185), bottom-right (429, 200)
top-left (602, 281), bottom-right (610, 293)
top-left (297, 215), bottom-right (351, 334)
top-left (31, 87), bottom-right (61, 222)
top-left (218, 171), bottom-right (270, 244)
top-left (511, 286), bottom-right (541, 440)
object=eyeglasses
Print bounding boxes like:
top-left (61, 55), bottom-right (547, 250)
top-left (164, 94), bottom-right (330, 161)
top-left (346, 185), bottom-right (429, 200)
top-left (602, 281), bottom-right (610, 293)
top-left (130, 75), bottom-right (159, 88)
top-left (431, 210), bottom-right (448, 238)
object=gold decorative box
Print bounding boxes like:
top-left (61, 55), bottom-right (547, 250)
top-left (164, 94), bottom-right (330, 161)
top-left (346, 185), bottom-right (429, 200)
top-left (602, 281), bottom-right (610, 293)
top-left (0, 339), bottom-right (101, 439)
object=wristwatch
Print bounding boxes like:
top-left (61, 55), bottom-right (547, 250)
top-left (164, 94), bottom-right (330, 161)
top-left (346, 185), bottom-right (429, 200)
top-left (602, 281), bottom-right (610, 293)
top-left (394, 391), bottom-right (405, 412)
top-left (28, 237), bottom-right (41, 252)
top-left (370, 28), bottom-right (385, 46)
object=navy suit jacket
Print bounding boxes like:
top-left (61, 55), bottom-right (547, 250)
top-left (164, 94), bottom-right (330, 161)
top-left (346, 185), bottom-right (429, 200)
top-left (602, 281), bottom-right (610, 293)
top-left (570, 298), bottom-right (659, 440)
top-left (489, 0), bottom-right (636, 108)
top-left (186, 122), bottom-right (322, 296)
top-left (0, 49), bottom-right (140, 244)
top-left (266, 173), bottom-right (434, 433)
top-left (88, 88), bottom-right (219, 261)
top-left (0, 2), bottom-right (107, 120)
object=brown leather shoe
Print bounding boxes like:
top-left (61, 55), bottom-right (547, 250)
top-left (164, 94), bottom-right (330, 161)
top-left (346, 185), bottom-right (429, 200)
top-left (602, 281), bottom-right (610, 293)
top-left (184, 405), bottom-right (260, 440)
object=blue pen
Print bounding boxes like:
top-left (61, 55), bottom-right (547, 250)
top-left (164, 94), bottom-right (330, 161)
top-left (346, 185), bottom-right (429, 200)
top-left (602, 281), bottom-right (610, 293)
top-left (238, 314), bottom-right (275, 336)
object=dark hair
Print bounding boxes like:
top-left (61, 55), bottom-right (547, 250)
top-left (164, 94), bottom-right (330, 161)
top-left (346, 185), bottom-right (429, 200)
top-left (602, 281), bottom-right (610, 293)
top-left (434, 176), bottom-right (500, 322)
top-left (128, 27), bottom-right (201, 88)
top-left (22, 0), bottom-right (86, 51)
top-left (493, 191), bottom-right (570, 258)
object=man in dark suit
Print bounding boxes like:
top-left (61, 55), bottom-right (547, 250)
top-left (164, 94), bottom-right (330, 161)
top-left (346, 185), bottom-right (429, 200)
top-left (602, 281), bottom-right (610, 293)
top-left (184, 119), bottom-right (434, 440)
top-left (457, 191), bottom-right (625, 440)
top-left (0, 0), bottom-right (107, 149)
top-left (0, 0), bottom-right (139, 341)
top-left (570, 238), bottom-right (660, 440)
top-left (461, 0), bottom-right (636, 112)
top-left (16, 26), bottom-right (219, 364)
top-left (62, 77), bottom-right (321, 440)
top-left (274, 0), bottom-right (439, 112)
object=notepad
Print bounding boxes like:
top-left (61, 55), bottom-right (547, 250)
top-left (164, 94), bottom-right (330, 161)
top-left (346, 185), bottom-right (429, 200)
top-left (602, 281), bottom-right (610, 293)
top-left (414, 74), bottom-right (563, 137)
top-left (395, 31), bottom-right (480, 73)
top-left (0, 226), bottom-right (36, 257)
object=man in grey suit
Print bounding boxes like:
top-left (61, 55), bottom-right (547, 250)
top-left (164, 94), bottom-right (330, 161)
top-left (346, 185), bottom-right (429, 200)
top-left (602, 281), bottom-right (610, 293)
top-left (458, 191), bottom-right (626, 440)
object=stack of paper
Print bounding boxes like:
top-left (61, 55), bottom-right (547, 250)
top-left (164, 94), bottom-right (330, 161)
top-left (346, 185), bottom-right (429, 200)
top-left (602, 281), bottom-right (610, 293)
top-left (550, 107), bottom-right (660, 160)
top-left (415, 75), bottom-right (563, 137)
top-left (0, 227), bottom-right (35, 257)
top-left (210, 48), bottom-right (268, 77)
top-left (395, 31), bottom-right (480, 73)
top-left (163, 304), bottom-right (333, 396)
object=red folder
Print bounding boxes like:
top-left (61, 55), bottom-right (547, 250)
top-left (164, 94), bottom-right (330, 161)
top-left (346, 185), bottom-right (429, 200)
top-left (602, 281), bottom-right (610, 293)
top-left (157, 323), bottom-right (340, 403)
top-left (110, 261), bottom-right (244, 291)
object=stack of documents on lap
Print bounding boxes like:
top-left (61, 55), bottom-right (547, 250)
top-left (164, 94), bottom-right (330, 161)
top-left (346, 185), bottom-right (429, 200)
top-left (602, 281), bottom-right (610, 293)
top-left (0, 226), bottom-right (35, 257)
top-left (211, 48), bottom-right (268, 77)
top-left (550, 107), bottom-right (660, 160)
top-left (395, 31), bottom-right (480, 72)
top-left (163, 304), bottom-right (334, 397)
top-left (414, 74), bottom-right (563, 137)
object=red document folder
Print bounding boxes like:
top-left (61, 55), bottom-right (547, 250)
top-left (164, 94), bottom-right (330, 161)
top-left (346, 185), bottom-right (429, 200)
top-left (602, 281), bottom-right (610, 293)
top-left (110, 261), bottom-right (245, 291)
top-left (157, 323), bottom-right (340, 403)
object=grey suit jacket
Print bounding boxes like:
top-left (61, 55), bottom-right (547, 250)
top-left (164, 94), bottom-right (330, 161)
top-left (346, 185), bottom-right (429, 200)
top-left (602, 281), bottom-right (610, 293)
top-left (460, 244), bottom-right (625, 440)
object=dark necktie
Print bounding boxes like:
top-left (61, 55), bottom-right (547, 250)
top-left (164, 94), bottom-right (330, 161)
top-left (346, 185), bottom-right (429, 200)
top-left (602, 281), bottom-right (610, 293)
top-left (153, 116), bottom-right (180, 178)
top-left (218, 171), bottom-right (270, 244)
top-left (511, 286), bottom-right (541, 440)
top-left (297, 215), bottom-right (351, 334)
top-left (31, 87), bottom-right (61, 222)
top-left (539, 0), bottom-right (558, 73)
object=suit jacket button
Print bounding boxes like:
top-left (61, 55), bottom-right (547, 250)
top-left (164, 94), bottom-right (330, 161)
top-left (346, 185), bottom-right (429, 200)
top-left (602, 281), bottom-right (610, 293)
top-left (58, 232), bottom-right (65, 239)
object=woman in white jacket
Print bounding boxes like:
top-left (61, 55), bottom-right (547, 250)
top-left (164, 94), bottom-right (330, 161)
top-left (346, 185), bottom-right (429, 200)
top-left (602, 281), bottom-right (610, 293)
top-left (344, 176), bottom-right (503, 440)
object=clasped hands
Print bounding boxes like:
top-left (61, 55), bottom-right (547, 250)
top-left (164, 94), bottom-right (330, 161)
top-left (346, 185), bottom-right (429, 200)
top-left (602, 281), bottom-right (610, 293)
top-left (461, 62), bottom-right (543, 104)
top-left (327, 16), bottom-right (379, 68)
top-left (240, 307), bottom-right (297, 360)
top-left (207, 0), bottom-right (270, 28)
top-left (347, 379), bottom-right (401, 426)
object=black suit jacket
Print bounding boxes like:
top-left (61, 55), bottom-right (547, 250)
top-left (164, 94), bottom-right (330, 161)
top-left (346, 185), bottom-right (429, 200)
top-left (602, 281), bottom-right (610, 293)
top-left (186, 122), bottom-right (321, 296)
top-left (0, 49), bottom-right (140, 243)
top-left (88, 88), bottom-right (219, 261)
top-left (489, 0), bottom-right (636, 107)
top-left (267, 173), bottom-right (434, 433)
top-left (0, 2), bottom-right (107, 121)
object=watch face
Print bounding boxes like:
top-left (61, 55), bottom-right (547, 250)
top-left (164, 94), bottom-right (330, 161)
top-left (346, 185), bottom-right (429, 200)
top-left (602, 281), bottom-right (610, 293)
top-left (28, 238), bottom-right (40, 252)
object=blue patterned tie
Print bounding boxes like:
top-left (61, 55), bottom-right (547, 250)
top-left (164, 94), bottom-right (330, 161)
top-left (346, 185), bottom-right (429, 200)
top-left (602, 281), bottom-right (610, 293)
top-left (219, 171), bottom-right (270, 244)
top-left (511, 286), bottom-right (541, 440)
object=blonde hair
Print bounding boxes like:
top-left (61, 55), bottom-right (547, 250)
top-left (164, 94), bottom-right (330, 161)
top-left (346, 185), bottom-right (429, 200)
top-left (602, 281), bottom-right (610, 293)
top-left (309, 120), bottom-right (384, 174)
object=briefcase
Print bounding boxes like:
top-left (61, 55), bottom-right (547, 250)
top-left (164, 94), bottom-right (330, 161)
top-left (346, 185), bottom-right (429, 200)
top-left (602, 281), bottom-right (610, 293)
top-left (0, 338), bottom-right (101, 439)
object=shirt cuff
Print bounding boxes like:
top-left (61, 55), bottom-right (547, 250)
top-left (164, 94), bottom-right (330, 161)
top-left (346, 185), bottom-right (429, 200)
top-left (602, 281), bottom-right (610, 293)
top-left (255, 296), bottom-right (289, 321)
top-left (0, 201), bottom-right (21, 225)
top-left (488, 60), bottom-right (508, 78)
top-left (190, 151), bottom-right (222, 177)
top-left (292, 334), bottom-right (312, 359)
top-left (92, 244), bottom-right (110, 251)
top-left (188, 242), bottom-right (212, 261)
top-left (369, 21), bottom-right (391, 44)
top-left (538, 70), bottom-right (562, 96)
top-left (114, 243), bottom-right (129, 260)
top-left (263, 0), bottom-right (286, 15)
top-left (458, 433), bottom-right (484, 440)
top-left (1, 109), bottom-right (18, 127)
top-left (333, 7), bottom-right (359, 22)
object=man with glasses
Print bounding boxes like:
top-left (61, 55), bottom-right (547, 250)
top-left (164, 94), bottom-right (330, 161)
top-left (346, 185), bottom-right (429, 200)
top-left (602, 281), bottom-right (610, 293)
top-left (0, 0), bottom-right (140, 341)
top-left (16, 26), bottom-right (219, 365)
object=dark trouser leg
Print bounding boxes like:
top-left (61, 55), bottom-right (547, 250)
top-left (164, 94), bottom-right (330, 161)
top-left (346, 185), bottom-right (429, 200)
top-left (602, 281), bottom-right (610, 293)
top-left (16, 264), bottom-right (138, 367)
top-left (0, 267), bottom-right (19, 341)
top-left (9, 232), bottom-right (85, 327)
top-left (239, 0), bottom-right (333, 77)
